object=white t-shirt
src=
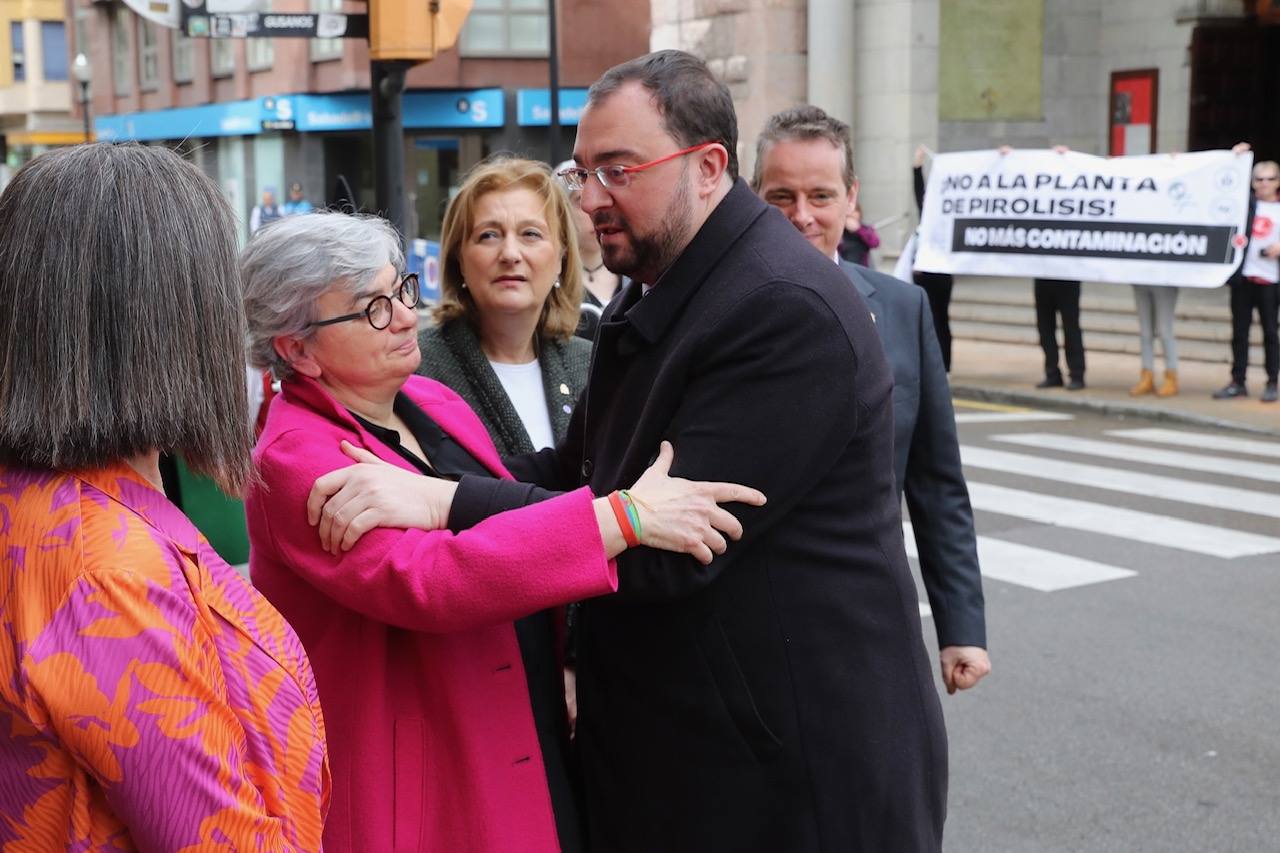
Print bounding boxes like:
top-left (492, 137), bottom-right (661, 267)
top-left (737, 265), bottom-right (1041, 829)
top-left (1243, 199), bottom-right (1280, 283)
top-left (488, 358), bottom-right (556, 450)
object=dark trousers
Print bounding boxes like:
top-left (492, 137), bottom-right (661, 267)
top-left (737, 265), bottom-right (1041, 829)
top-left (914, 271), bottom-right (954, 371)
top-left (1229, 276), bottom-right (1280, 384)
top-left (1034, 278), bottom-right (1085, 381)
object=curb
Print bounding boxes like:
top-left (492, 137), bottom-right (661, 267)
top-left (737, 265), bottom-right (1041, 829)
top-left (950, 384), bottom-right (1280, 438)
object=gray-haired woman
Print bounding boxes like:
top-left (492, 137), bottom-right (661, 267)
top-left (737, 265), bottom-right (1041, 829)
top-left (240, 210), bottom-right (764, 853)
top-left (0, 144), bottom-right (327, 849)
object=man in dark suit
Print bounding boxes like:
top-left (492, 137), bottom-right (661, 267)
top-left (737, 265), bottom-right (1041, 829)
top-left (753, 105), bottom-right (990, 695)
top-left (518, 51), bottom-right (947, 852)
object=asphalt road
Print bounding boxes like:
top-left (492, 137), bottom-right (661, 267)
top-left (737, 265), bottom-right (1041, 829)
top-left (928, 400), bottom-right (1280, 853)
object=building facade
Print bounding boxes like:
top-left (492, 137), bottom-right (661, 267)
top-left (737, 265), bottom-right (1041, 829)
top-left (656, 0), bottom-right (1272, 256)
top-left (1, 0), bottom-right (81, 181)
top-left (67, 0), bottom-right (649, 243)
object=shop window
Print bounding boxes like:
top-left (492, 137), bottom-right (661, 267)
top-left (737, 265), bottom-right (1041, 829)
top-left (173, 27), bottom-right (194, 83)
top-left (111, 7), bottom-right (132, 95)
top-left (140, 20), bottom-right (158, 89)
top-left (10, 23), bottom-right (24, 82)
top-left (211, 37), bottom-right (235, 77)
top-left (460, 0), bottom-right (548, 58)
top-left (247, 37), bottom-right (273, 71)
top-left (42, 22), bottom-right (67, 81)
top-left (310, 0), bottom-right (344, 61)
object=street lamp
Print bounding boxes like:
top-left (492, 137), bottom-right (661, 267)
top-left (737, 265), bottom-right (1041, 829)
top-left (72, 53), bottom-right (90, 143)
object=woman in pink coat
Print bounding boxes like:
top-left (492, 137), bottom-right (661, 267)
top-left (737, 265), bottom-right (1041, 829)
top-left (241, 210), bottom-right (763, 853)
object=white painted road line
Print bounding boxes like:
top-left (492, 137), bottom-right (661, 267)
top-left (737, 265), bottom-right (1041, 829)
top-left (959, 445), bottom-right (1280, 519)
top-left (966, 481), bottom-right (1280, 558)
top-left (954, 412), bottom-right (1075, 424)
top-left (994, 433), bottom-right (1280, 484)
top-left (904, 522), bottom-right (1135, 592)
top-left (1106, 428), bottom-right (1280, 461)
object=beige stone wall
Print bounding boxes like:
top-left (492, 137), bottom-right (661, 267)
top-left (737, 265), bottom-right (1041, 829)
top-left (651, 0), bottom-right (808, 183)
top-left (648, 0), bottom-right (932, 261)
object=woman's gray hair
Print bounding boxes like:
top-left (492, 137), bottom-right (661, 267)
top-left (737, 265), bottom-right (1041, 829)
top-left (0, 143), bottom-right (253, 494)
top-left (241, 211), bottom-right (404, 380)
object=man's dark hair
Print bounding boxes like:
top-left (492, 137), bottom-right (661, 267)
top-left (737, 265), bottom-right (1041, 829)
top-left (0, 143), bottom-right (253, 493)
top-left (588, 49), bottom-right (740, 180)
top-left (754, 105), bottom-right (856, 190)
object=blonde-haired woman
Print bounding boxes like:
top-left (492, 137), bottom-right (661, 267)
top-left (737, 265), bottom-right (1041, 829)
top-left (419, 156), bottom-right (590, 455)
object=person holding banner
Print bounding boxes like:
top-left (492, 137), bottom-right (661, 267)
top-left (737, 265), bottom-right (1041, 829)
top-left (1214, 153), bottom-right (1280, 403)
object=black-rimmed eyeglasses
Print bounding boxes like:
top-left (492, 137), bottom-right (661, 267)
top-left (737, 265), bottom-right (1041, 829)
top-left (308, 273), bottom-right (420, 331)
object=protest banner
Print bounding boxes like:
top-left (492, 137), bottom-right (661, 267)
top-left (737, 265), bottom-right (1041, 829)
top-left (914, 148), bottom-right (1253, 287)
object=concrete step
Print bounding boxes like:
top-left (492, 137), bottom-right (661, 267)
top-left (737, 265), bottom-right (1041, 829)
top-left (949, 319), bottom-right (1266, 368)
top-left (927, 276), bottom-right (1270, 369)
top-left (947, 301), bottom-right (1267, 348)
top-left (951, 281), bottom-right (1233, 322)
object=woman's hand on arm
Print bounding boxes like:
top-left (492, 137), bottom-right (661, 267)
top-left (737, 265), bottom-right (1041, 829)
top-left (592, 441), bottom-right (766, 565)
top-left (306, 440), bottom-right (458, 554)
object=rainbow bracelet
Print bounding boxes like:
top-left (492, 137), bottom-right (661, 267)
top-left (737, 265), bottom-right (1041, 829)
top-left (618, 489), bottom-right (644, 541)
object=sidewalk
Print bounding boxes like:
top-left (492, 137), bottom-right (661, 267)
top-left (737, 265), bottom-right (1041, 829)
top-left (948, 337), bottom-right (1280, 436)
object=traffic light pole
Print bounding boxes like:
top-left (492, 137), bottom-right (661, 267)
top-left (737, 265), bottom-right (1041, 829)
top-left (372, 60), bottom-right (409, 242)
top-left (547, 0), bottom-right (561, 165)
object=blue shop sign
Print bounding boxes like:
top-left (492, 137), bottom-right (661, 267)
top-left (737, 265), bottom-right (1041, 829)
top-left (516, 88), bottom-right (588, 126)
top-left (95, 89), bottom-right (505, 141)
top-left (96, 99), bottom-right (264, 141)
top-left (289, 90), bottom-right (504, 131)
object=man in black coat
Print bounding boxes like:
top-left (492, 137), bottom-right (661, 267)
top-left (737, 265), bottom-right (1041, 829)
top-left (752, 105), bottom-right (989, 695)
top-left (520, 51), bottom-right (947, 852)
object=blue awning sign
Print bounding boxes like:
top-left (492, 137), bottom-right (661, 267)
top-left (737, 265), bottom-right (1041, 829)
top-left (516, 88), bottom-right (588, 126)
top-left (95, 88), bottom-right (506, 141)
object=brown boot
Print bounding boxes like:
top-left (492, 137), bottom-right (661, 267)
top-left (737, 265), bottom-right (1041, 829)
top-left (1156, 369), bottom-right (1178, 397)
top-left (1129, 369), bottom-right (1154, 396)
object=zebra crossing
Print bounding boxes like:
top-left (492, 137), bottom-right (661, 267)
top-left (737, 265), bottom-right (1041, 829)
top-left (907, 406), bottom-right (1280, 594)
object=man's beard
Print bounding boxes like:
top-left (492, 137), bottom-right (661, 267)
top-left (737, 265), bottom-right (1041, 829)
top-left (595, 174), bottom-right (694, 283)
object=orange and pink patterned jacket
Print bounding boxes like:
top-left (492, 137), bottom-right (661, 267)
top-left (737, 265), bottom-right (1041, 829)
top-left (0, 462), bottom-right (329, 852)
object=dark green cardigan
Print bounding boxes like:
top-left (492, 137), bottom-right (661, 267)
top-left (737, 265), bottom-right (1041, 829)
top-left (416, 318), bottom-right (592, 457)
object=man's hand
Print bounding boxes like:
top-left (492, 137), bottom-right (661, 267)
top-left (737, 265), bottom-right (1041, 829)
top-left (307, 441), bottom-right (458, 554)
top-left (913, 144), bottom-right (929, 169)
top-left (626, 441), bottom-right (767, 565)
top-left (1233, 141), bottom-right (1252, 155)
top-left (939, 645), bottom-right (991, 694)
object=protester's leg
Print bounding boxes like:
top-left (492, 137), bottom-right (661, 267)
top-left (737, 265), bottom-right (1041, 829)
top-left (1229, 276), bottom-right (1251, 385)
top-left (915, 272), bottom-right (954, 371)
top-left (1130, 285), bottom-right (1156, 395)
top-left (1154, 285), bottom-right (1180, 396)
top-left (930, 274), bottom-right (954, 372)
top-left (1059, 280), bottom-right (1086, 383)
top-left (1258, 283), bottom-right (1279, 385)
top-left (1154, 285), bottom-right (1179, 371)
top-left (1033, 278), bottom-right (1062, 382)
top-left (1133, 285), bottom-right (1156, 371)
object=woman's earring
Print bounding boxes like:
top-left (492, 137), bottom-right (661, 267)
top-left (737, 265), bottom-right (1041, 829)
top-left (461, 281), bottom-right (468, 289)
top-left (553, 278), bottom-right (562, 289)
